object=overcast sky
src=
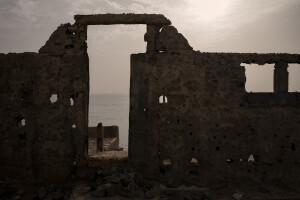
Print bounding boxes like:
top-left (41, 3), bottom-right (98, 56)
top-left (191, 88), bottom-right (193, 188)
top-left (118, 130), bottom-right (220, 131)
top-left (0, 0), bottom-right (299, 93)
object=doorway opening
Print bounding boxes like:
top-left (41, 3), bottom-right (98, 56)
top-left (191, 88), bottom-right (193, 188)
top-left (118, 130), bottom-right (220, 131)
top-left (87, 25), bottom-right (146, 160)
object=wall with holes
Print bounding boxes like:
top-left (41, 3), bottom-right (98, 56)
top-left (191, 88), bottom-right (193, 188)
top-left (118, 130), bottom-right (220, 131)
top-left (130, 28), bottom-right (300, 187)
top-left (0, 23), bottom-right (89, 182)
top-left (1, 13), bottom-right (300, 188)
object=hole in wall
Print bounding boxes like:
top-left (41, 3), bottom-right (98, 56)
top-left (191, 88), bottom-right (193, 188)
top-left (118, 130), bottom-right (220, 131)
top-left (17, 118), bottom-right (26, 128)
top-left (50, 94), bottom-right (58, 103)
top-left (21, 119), bottom-right (26, 127)
top-left (288, 64), bottom-right (300, 92)
top-left (70, 98), bottom-right (74, 106)
top-left (160, 166), bottom-right (165, 174)
top-left (191, 158), bottom-right (198, 164)
top-left (159, 95), bottom-right (168, 104)
top-left (248, 154), bottom-right (255, 162)
top-left (65, 44), bottom-right (74, 49)
top-left (216, 146), bottom-right (220, 151)
top-left (18, 132), bottom-right (26, 139)
top-left (189, 170), bottom-right (199, 175)
top-left (66, 29), bottom-right (75, 35)
top-left (163, 159), bottom-right (171, 166)
top-left (159, 95), bottom-right (164, 103)
top-left (291, 143), bottom-right (296, 151)
top-left (241, 63), bottom-right (274, 92)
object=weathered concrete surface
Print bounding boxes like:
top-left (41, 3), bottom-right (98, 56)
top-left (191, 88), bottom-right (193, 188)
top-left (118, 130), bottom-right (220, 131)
top-left (0, 13), bottom-right (300, 199)
top-left (74, 14), bottom-right (171, 25)
top-left (157, 25), bottom-right (193, 52)
top-left (89, 125), bottom-right (121, 151)
top-left (0, 23), bottom-right (89, 182)
top-left (130, 51), bottom-right (300, 188)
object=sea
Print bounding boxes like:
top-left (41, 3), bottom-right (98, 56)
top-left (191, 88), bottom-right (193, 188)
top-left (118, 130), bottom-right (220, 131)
top-left (89, 94), bottom-right (129, 149)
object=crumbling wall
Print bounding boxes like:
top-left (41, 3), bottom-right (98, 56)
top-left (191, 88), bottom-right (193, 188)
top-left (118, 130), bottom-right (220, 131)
top-left (130, 25), bottom-right (300, 188)
top-left (0, 14), bottom-right (170, 183)
top-left (0, 23), bottom-right (89, 182)
top-left (1, 14), bottom-right (300, 189)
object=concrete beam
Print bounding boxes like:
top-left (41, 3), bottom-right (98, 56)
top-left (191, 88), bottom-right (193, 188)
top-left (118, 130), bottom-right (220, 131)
top-left (74, 14), bottom-right (171, 25)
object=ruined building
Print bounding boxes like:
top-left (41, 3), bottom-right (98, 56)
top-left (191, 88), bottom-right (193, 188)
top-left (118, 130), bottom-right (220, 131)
top-left (0, 14), bottom-right (300, 199)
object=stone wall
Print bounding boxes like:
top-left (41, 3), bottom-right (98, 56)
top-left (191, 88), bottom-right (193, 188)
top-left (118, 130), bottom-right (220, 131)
top-left (0, 23), bottom-right (89, 182)
top-left (0, 14), bottom-right (300, 189)
top-left (129, 21), bottom-right (300, 188)
top-left (130, 28), bottom-right (300, 187)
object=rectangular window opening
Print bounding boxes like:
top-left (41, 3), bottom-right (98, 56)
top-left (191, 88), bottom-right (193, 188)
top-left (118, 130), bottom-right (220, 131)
top-left (87, 25), bottom-right (146, 161)
top-left (288, 64), bottom-right (300, 92)
top-left (241, 63), bottom-right (274, 92)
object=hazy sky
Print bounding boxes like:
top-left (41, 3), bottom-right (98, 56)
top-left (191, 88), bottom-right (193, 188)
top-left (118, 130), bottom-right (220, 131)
top-left (0, 0), bottom-right (299, 93)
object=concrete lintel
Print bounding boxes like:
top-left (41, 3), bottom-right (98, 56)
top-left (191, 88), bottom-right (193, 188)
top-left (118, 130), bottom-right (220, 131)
top-left (74, 13), bottom-right (171, 25)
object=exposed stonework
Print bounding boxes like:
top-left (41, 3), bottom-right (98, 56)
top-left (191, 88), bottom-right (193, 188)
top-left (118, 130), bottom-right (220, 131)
top-left (156, 25), bottom-right (193, 52)
top-left (0, 23), bottom-right (89, 182)
top-left (0, 13), bottom-right (300, 199)
top-left (130, 51), bottom-right (300, 189)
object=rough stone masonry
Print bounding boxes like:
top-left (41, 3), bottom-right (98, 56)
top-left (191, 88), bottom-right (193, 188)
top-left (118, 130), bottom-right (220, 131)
top-left (0, 13), bottom-right (300, 192)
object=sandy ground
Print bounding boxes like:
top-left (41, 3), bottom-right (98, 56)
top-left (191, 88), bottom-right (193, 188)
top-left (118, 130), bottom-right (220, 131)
top-left (89, 150), bottom-right (128, 160)
top-left (88, 138), bottom-right (128, 161)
